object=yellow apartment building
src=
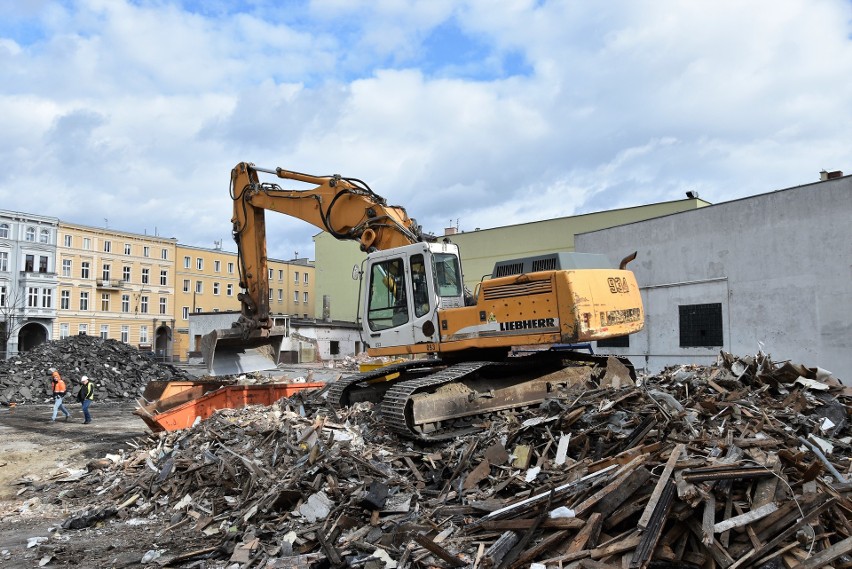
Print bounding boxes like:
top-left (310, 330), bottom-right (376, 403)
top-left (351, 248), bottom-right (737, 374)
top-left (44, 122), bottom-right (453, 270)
top-left (174, 244), bottom-right (316, 360)
top-left (55, 223), bottom-right (178, 357)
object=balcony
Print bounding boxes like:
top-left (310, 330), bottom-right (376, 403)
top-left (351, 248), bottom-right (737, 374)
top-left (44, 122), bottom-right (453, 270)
top-left (96, 279), bottom-right (125, 290)
top-left (19, 271), bottom-right (58, 286)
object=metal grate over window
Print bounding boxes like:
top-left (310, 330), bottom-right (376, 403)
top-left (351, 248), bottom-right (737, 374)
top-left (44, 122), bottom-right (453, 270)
top-left (679, 303), bottom-right (723, 347)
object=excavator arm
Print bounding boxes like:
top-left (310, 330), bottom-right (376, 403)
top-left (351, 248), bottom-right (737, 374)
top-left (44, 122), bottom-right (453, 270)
top-left (229, 162), bottom-right (425, 336)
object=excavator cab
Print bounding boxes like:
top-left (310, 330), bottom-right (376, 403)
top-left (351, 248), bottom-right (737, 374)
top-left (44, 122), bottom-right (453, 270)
top-left (362, 241), bottom-right (463, 351)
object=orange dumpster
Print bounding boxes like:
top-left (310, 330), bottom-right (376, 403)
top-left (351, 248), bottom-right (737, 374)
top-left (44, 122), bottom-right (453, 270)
top-left (134, 382), bottom-right (325, 432)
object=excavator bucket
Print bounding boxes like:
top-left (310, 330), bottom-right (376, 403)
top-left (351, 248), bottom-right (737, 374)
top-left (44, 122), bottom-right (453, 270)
top-left (200, 326), bottom-right (287, 376)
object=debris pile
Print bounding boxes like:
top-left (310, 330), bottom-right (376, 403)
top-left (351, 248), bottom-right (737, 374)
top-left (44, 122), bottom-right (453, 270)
top-left (32, 352), bottom-right (852, 567)
top-left (0, 335), bottom-right (191, 404)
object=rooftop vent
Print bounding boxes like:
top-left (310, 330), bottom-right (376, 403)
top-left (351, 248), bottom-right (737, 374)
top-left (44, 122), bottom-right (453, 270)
top-left (819, 170), bottom-right (844, 181)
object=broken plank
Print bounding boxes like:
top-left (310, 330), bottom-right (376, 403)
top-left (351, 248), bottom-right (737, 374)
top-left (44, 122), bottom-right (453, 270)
top-left (792, 535), bottom-right (852, 569)
top-left (637, 443), bottom-right (684, 531)
top-left (714, 502), bottom-right (779, 534)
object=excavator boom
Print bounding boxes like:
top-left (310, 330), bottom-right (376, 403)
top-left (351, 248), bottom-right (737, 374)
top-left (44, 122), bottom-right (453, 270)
top-left (203, 162), bottom-right (427, 374)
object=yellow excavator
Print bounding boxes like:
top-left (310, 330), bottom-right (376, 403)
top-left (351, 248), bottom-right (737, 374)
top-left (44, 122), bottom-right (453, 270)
top-left (202, 162), bottom-right (645, 440)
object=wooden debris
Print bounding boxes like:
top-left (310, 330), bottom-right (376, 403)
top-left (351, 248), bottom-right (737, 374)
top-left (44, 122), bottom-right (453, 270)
top-left (34, 349), bottom-right (852, 569)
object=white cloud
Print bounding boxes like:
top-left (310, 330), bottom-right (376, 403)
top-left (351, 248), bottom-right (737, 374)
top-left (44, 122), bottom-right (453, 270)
top-left (0, 0), bottom-right (850, 261)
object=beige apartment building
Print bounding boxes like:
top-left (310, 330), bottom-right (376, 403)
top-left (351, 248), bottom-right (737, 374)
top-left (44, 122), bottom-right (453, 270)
top-left (55, 223), bottom-right (177, 356)
top-left (174, 244), bottom-right (315, 360)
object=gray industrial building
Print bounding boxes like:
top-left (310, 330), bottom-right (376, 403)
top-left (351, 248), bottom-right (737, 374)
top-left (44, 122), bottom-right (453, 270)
top-left (575, 172), bottom-right (851, 382)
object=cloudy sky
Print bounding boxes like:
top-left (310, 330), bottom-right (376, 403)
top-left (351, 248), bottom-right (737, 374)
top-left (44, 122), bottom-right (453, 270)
top-left (2, 0), bottom-right (851, 261)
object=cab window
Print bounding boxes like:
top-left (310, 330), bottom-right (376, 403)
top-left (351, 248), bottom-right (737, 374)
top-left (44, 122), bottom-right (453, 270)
top-left (367, 258), bottom-right (409, 330)
top-left (434, 253), bottom-right (462, 297)
top-left (411, 254), bottom-right (430, 318)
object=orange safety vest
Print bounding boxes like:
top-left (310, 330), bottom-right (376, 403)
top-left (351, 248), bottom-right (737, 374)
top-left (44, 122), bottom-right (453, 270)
top-left (52, 371), bottom-right (66, 394)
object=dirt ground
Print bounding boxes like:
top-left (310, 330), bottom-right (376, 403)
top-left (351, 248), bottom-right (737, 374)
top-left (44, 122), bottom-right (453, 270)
top-left (0, 401), bottom-right (220, 568)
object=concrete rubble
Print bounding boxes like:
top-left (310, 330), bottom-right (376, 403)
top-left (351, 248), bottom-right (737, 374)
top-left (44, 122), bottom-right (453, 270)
top-left (0, 335), bottom-right (192, 405)
top-left (12, 351), bottom-right (852, 568)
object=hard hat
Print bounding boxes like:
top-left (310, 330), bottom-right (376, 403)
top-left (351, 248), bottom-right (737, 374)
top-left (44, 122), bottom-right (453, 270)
top-left (81, 376), bottom-right (89, 382)
top-left (48, 368), bottom-right (56, 373)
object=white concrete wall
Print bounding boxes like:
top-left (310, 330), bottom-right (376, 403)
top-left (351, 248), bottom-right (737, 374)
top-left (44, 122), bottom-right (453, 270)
top-left (576, 176), bottom-right (852, 383)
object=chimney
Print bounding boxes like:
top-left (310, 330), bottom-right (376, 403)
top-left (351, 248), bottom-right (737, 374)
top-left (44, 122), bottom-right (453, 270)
top-left (444, 227), bottom-right (458, 236)
top-left (820, 170), bottom-right (843, 181)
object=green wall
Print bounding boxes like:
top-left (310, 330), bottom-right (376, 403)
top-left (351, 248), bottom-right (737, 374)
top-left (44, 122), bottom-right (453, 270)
top-left (314, 198), bottom-right (710, 322)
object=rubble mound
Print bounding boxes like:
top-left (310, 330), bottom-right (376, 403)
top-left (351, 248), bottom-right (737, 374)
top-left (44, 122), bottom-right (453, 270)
top-left (0, 335), bottom-right (192, 404)
top-left (19, 352), bottom-right (852, 567)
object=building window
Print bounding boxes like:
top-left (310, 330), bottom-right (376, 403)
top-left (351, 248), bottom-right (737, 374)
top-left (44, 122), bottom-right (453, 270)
top-left (330, 341), bottom-right (340, 355)
top-left (41, 289), bottom-right (52, 308)
top-left (64, 234), bottom-right (72, 247)
top-left (40, 229), bottom-right (49, 244)
top-left (304, 273), bottom-right (308, 285)
top-left (102, 264), bottom-right (111, 281)
top-left (140, 295), bottom-right (148, 314)
top-left (0, 286), bottom-right (5, 307)
top-left (139, 326), bottom-right (148, 344)
top-left (182, 306), bottom-right (189, 320)
top-left (196, 258), bottom-right (203, 270)
top-left (195, 307), bottom-right (203, 313)
top-left (39, 256), bottom-right (48, 273)
top-left (62, 259), bottom-right (71, 277)
top-left (25, 254), bottom-right (34, 272)
top-left (679, 303), bottom-right (723, 347)
top-left (303, 292), bottom-right (308, 304)
top-left (160, 270), bottom-right (167, 286)
top-left (81, 261), bottom-right (90, 279)
top-left (124, 243), bottom-right (131, 255)
top-left (268, 268), bottom-right (273, 279)
top-left (80, 291), bottom-right (89, 311)
top-left (28, 287), bottom-right (38, 307)
top-left (161, 248), bottom-right (168, 260)
top-left (60, 323), bottom-right (69, 339)
top-left (103, 240), bottom-right (111, 253)
top-left (278, 270), bottom-right (283, 281)
top-left (100, 325), bottom-right (109, 339)
top-left (227, 262), bottom-right (234, 274)
top-left (597, 335), bottom-right (630, 348)
top-left (226, 284), bottom-right (233, 296)
top-left (269, 289), bottom-right (273, 301)
top-left (294, 271), bottom-right (299, 284)
top-left (195, 281), bottom-right (203, 294)
top-left (0, 223), bottom-right (8, 238)
top-left (78, 324), bottom-right (88, 335)
top-left (25, 227), bottom-right (35, 241)
top-left (101, 293), bottom-right (110, 311)
top-left (0, 251), bottom-right (9, 272)
top-left (60, 290), bottom-right (70, 309)
top-left (159, 297), bottom-right (167, 315)
top-left (278, 289), bottom-right (283, 302)
top-left (293, 291), bottom-right (299, 303)
top-left (184, 256), bottom-right (191, 269)
top-left (83, 237), bottom-right (91, 250)
top-left (183, 279), bottom-right (190, 293)
top-left (213, 282), bottom-right (220, 295)
top-left (143, 246), bottom-right (150, 258)
top-left (121, 325), bottom-right (129, 343)
top-left (123, 266), bottom-right (131, 282)
top-left (141, 268), bottom-right (149, 284)
top-left (121, 294), bottom-right (130, 313)
top-left (214, 260), bottom-right (221, 272)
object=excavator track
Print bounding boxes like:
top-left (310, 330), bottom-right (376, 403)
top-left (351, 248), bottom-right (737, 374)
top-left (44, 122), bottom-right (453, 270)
top-left (326, 359), bottom-right (444, 410)
top-left (328, 350), bottom-right (636, 442)
top-left (381, 361), bottom-right (495, 442)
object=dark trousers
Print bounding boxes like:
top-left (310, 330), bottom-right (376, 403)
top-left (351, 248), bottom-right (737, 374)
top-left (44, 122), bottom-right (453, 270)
top-left (82, 399), bottom-right (92, 423)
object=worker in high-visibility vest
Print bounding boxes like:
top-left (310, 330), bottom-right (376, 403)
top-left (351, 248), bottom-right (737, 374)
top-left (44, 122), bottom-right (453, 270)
top-left (76, 376), bottom-right (95, 424)
top-left (49, 368), bottom-right (71, 422)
